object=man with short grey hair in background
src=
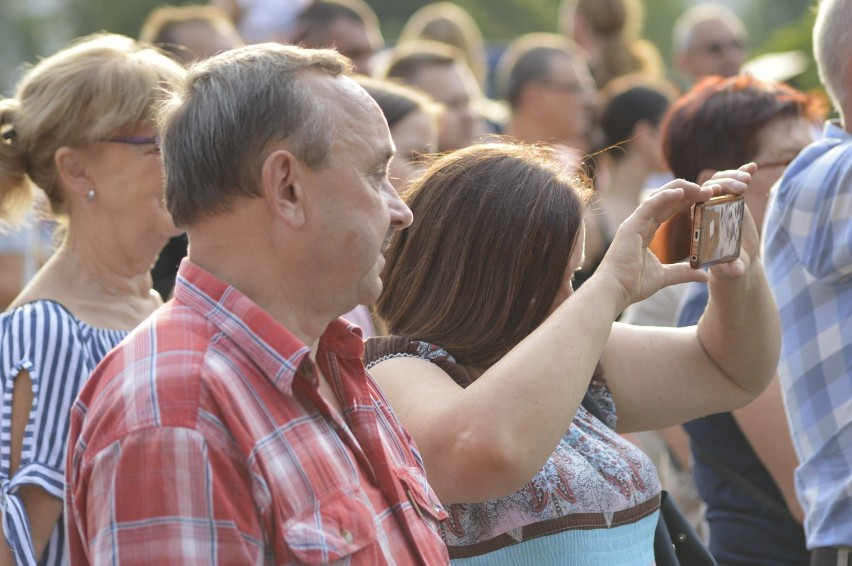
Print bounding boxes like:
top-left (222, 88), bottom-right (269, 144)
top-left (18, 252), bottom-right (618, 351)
top-left (672, 3), bottom-right (747, 84)
top-left (65, 43), bottom-right (449, 565)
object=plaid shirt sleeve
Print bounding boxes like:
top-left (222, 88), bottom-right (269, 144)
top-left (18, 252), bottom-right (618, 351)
top-left (68, 426), bottom-right (266, 565)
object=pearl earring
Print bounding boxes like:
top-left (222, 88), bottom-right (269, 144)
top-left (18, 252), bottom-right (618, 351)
top-left (86, 189), bottom-right (95, 202)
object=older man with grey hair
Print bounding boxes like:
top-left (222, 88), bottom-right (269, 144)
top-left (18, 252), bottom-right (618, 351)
top-left (672, 3), bottom-right (747, 84)
top-left (65, 43), bottom-right (449, 565)
top-left (761, 0), bottom-right (852, 564)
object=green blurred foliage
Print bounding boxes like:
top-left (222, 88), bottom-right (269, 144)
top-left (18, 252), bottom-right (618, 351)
top-left (753, 5), bottom-right (823, 93)
top-left (0, 0), bottom-right (822, 99)
top-left (371, 0), bottom-right (559, 43)
top-left (65, 0), bottom-right (198, 39)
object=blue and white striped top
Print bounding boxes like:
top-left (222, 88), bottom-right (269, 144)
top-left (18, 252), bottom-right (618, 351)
top-left (0, 300), bottom-right (126, 565)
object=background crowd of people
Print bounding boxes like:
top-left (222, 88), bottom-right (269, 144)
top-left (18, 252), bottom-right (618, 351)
top-left (0, 0), bottom-right (849, 565)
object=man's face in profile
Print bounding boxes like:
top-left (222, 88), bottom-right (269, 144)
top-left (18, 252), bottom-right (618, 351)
top-left (296, 74), bottom-right (412, 311)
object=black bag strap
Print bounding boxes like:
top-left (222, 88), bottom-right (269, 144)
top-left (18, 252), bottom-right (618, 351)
top-left (689, 439), bottom-right (795, 521)
top-left (658, 490), bottom-right (717, 566)
top-left (580, 392), bottom-right (609, 423)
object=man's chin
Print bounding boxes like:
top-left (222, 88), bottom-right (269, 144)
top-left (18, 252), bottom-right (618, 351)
top-left (361, 283), bottom-right (382, 306)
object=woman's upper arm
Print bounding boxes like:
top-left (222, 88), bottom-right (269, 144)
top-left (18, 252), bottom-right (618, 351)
top-left (602, 322), bottom-right (755, 433)
top-left (0, 368), bottom-right (64, 564)
top-left (0, 304), bottom-right (89, 560)
top-left (368, 357), bottom-right (466, 456)
top-left (368, 356), bottom-right (504, 503)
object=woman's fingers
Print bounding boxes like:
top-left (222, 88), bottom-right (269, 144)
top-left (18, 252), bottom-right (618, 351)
top-left (664, 261), bottom-right (710, 286)
top-left (710, 162), bottom-right (757, 179)
top-left (704, 163), bottom-right (756, 195)
top-left (626, 182), bottom-right (707, 241)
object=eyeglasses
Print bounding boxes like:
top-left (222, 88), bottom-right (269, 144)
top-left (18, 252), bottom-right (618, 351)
top-left (100, 136), bottom-right (161, 150)
top-left (752, 157), bottom-right (795, 170)
top-left (697, 39), bottom-right (745, 56)
top-left (537, 79), bottom-right (595, 95)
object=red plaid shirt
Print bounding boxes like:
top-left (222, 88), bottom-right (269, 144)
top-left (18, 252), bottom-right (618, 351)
top-left (65, 260), bottom-right (449, 565)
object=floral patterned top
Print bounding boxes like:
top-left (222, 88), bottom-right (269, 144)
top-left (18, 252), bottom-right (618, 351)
top-left (365, 336), bottom-right (661, 564)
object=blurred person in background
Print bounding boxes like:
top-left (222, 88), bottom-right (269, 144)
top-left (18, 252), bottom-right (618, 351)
top-left (495, 33), bottom-right (596, 154)
top-left (289, 0), bottom-right (383, 75)
top-left (0, 33), bottom-right (184, 565)
top-left (494, 32), bottom-right (605, 288)
top-left (559, 0), bottom-right (664, 89)
top-left (396, 2), bottom-right (489, 94)
top-left (394, 2), bottom-right (505, 132)
top-left (382, 40), bottom-right (480, 152)
top-left (596, 73), bottom-right (677, 236)
top-left (140, 4), bottom-right (245, 301)
top-left (672, 3), bottom-right (748, 86)
top-left (140, 4), bottom-right (244, 64)
top-left (667, 74), bottom-right (822, 565)
top-left (210, 0), bottom-right (310, 44)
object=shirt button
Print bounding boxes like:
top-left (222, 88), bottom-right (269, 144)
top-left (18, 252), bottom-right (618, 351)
top-left (341, 530), bottom-right (354, 544)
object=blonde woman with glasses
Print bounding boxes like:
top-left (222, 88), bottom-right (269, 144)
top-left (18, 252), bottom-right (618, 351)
top-left (0, 34), bottom-right (184, 565)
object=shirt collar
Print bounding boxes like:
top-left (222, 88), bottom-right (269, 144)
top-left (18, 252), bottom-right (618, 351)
top-left (822, 119), bottom-right (850, 140)
top-left (173, 259), bottom-right (366, 393)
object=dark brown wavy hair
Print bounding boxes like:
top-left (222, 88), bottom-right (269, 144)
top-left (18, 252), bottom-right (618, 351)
top-left (376, 142), bottom-right (592, 368)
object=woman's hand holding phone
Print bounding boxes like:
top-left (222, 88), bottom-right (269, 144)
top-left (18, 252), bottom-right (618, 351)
top-left (596, 180), bottom-right (715, 311)
top-left (594, 163), bottom-right (756, 312)
top-left (697, 163), bottom-right (760, 278)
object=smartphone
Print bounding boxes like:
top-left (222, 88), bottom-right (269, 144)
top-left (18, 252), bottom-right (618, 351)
top-left (689, 194), bottom-right (745, 268)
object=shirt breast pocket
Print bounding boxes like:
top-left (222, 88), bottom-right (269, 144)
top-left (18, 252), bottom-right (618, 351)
top-left (395, 465), bottom-right (448, 524)
top-left (282, 485), bottom-right (378, 563)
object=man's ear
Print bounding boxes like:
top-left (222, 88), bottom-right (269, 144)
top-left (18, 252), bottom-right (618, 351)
top-left (697, 168), bottom-right (716, 186)
top-left (261, 148), bottom-right (306, 228)
top-left (54, 146), bottom-right (92, 200)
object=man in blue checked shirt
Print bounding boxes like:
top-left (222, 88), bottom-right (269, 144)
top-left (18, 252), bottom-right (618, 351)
top-left (761, 1), bottom-right (852, 564)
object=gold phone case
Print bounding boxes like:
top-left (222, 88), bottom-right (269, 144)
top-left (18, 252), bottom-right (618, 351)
top-left (689, 194), bottom-right (745, 268)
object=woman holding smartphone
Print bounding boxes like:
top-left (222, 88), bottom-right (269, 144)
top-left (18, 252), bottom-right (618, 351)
top-left (364, 141), bottom-right (777, 564)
